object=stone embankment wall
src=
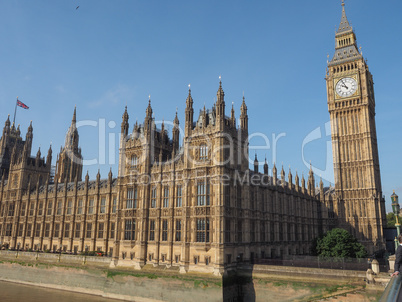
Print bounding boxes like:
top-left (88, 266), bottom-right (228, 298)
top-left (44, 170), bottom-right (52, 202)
top-left (0, 251), bottom-right (223, 302)
top-left (0, 251), bottom-right (369, 302)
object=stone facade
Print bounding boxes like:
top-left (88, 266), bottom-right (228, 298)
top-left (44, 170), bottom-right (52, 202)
top-left (0, 3), bottom-right (385, 274)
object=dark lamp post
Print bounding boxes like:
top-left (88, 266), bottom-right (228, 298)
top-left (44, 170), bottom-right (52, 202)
top-left (392, 191), bottom-right (400, 251)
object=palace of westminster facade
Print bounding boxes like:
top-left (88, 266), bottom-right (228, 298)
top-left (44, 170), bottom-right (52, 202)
top-left (0, 4), bottom-right (386, 274)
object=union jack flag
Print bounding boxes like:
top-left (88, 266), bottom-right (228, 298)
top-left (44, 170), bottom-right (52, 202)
top-left (17, 99), bottom-right (29, 109)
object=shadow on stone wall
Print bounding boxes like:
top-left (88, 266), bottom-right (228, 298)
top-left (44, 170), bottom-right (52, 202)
top-left (222, 267), bottom-right (256, 302)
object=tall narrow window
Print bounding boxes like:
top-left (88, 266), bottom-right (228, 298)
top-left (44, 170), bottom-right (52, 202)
top-left (67, 200), bottom-right (73, 215)
top-left (100, 198), bottom-right (106, 213)
top-left (163, 187), bottom-right (169, 208)
top-left (196, 218), bottom-right (210, 242)
top-left (29, 203), bottom-right (35, 216)
top-left (250, 221), bottom-right (255, 242)
top-left (151, 187), bottom-right (156, 208)
top-left (176, 185), bottom-right (182, 207)
top-left (18, 224), bottom-right (23, 237)
top-left (162, 220), bottom-right (168, 241)
top-left (133, 188), bottom-right (138, 208)
top-left (26, 224), bottom-right (32, 237)
top-left (127, 189), bottom-right (134, 209)
top-left (98, 222), bottom-right (104, 239)
top-left (5, 223), bottom-right (12, 236)
top-left (35, 223), bottom-right (41, 237)
top-left (225, 219), bottom-right (231, 243)
top-left (199, 144), bottom-right (208, 160)
top-left (86, 223), bottom-right (92, 238)
top-left (20, 202), bottom-right (26, 216)
top-left (238, 220), bottom-right (243, 243)
top-left (8, 203), bottom-right (15, 216)
top-left (110, 222), bottom-right (115, 239)
top-left (112, 197), bottom-right (117, 213)
top-left (38, 202), bottom-right (43, 216)
top-left (149, 220), bottom-right (155, 241)
top-left (197, 181), bottom-right (210, 206)
top-left (57, 200), bottom-right (62, 215)
top-left (77, 199), bottom-right (83, 214)
top-left (64, 223), bottom-right (70, 238)
top-left (88, 199), bottom-right (94, 214)
top-left (75, 223), bottom-right (81, 238)
top-left (45, 223), bottom-right (50, 237)
top-left (131, 155), bottom-right (138, 167)
top-left (124, 219), bottom-right (136, 240)
top-left (54, 223), bottom-right (60, 237)
top-left (175, 219), bottom-right (181, 241)
top-left (261, 222), bottom-right (266, 242)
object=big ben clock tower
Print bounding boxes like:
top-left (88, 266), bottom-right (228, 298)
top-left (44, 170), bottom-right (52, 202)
top-left (326, 1), bottom-right (386, 252)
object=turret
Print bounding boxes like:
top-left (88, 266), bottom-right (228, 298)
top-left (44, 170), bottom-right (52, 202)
top-left (121, 106), bottom-right (129, 138)
top-left (216, 77), bottom-right (225, 129)
top-left (295, 171), bottom-right (299, 191)
top-left (185, 85), bottom-right (194, 136)
top-left (46, 144), bottom-right (52, 165)
top-left (308, 164), bottom-right (315, 195)
top-left (263, 157), bottom-right (268, 175)
top-left (231, 102), bottom-right (236, 128)
top-left (3, 114), bottom-right (10, 136)
top-left (108, 168), bottom-right (113, 183)
top-left (288, 167), bottom-right (293, 190)
top-left (144, 98), bottom-right (153, 132)
top-left (240, 96), bottom-right (248, 131)
top-left (36, 147), bottom-right (41, 164)
top-left (320, 177), bottom-right (324, 197)
top-left (172, 111), bottom-right (180, 152)
top-left (25, 121), bottom-right (33, 156)
top-left (281, 165), bottom-right (285, 187)
top-left (272, 163), bottom-right (277, 186)
top-left (254, 154), bottom-right (258, 173)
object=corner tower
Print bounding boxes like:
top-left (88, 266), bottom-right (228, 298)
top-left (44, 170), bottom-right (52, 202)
top-left (326, 2), bottom-right (385, 252)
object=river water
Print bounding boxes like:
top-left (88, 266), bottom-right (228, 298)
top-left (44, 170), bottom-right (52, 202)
top-left (0, 280), bottom-right (123, 302)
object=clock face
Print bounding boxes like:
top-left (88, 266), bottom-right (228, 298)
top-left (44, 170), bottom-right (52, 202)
top-left (335, 77), bottom-right (358, 98)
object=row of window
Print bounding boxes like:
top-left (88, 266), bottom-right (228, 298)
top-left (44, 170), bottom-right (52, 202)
top-left (5, 197), bottom-right (118, 217)
top-left (129, 145), bottom-right (209, 168)
top-left (124, 218), bottom-right (206, 242)
top-left (126, 183), bottom-right (208, 209)
top-left (2, 222), bottom-right (116, 239)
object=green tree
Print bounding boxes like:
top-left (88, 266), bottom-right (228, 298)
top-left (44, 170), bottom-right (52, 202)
top-left (312, 228), bottom-right (367, 258)
top-left (387, 212), bottom-right (397, 228)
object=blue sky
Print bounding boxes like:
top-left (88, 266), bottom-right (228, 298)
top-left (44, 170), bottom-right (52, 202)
top-left (0, 0), bottom-right (401, 212)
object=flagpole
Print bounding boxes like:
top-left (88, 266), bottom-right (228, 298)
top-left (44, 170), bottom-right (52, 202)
top-left (13, 97), bottom-right (18, 125)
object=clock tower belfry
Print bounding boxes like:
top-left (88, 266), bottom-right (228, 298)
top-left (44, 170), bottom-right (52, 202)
top-left (326, 2), bottom-right (385, 252)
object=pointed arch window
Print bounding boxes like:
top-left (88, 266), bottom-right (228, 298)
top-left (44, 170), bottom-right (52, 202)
top-left (131, 155), bottom-right (138, 168)
top-left (199, 144), bottom-right (208, 161)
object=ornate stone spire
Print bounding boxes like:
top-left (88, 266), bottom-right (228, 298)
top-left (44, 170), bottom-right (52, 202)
top-left (121, 106), bottom-right (129, 136)
top-left (254, 153), bottom-right (258, 173)
top-left (65, 107), bottom-right (79, 151)
top-left (337, 1), bottom-right (352, 35)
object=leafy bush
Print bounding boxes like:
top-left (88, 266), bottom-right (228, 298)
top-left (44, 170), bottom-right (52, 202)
top-left (311, 228), bottom-right (367, 258)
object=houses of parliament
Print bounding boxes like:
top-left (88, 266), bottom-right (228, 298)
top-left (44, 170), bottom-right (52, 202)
top-left (0, 3), bottom-right (386, 275)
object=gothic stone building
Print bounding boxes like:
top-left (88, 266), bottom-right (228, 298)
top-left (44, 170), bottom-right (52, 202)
top-left (0, 3), bottom-right (385, 275)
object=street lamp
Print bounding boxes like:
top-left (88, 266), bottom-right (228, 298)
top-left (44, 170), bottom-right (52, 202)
top-left (391, 190), bottom-right (400, 251)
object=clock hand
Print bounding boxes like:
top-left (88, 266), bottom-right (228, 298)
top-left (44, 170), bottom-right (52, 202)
top-left (341, 80), bottom-right (349, 89)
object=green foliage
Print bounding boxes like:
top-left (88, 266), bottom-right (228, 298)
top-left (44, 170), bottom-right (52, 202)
top-left (387, 212), bottom-right (397, 228)
top-left (313, 228), bottom-right (367, 258)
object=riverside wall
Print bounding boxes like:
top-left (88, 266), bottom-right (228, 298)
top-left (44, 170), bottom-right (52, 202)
top-left (0, 251), bottom-right (368, 302)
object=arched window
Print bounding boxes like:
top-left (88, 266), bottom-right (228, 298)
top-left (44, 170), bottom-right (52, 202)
top-left (199, 145), bottom-right (208, 161)
top-left (131, 155), bottom-right (138, 167)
